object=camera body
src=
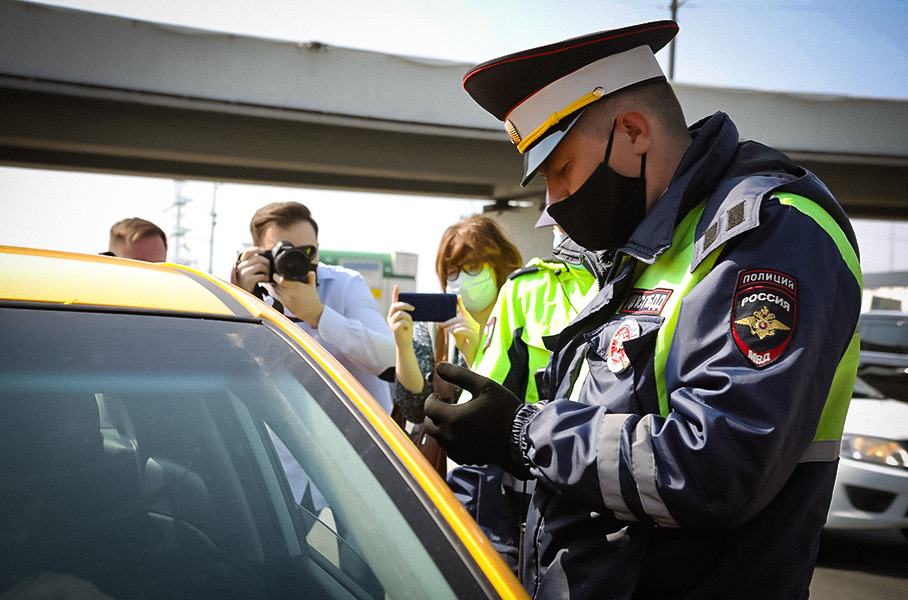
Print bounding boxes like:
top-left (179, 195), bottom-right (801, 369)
top-left (261, 241), bottom-right (314, 282)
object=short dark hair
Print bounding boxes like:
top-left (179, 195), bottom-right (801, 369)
top-left (108, 218), bottom-right (167, 252)
top-left (435, 215), bottom-right (523, 291)
top-left (582, 79), bottom-right (689, 145)
top-left (249, 202), bottom-right (319, 246)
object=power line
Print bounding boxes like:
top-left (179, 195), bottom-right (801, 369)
top-left (662, 0), bottom-right (903, 81)
top-left (669, 0), bottom-right (902, 14)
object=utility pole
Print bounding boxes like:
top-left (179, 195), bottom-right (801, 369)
top-left (668, 0), bottom-right (686, 80)
top-left (208, 183), bottom-right (219, 274)
top-left (169, 181), bottom-right (193, 267)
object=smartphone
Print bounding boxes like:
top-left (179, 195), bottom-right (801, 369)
top-left (398, 292), bottom-right (458, 322)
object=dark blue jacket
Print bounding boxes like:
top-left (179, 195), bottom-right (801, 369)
top-left (517, 112), bottom-right (862, 599)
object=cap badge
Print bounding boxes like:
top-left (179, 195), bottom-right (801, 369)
top-left (607, 318), bottom-right (640, 374)
top-left (505, 119), bottom-right (521, 145)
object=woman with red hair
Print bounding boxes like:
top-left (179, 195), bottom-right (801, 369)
top-left (387, 215), bottom-right (522, 457)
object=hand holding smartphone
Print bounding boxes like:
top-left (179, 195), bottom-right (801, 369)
top-left (398, 292), bottom-right (458, 322)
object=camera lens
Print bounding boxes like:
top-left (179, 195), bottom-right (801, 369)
top-left (272, 243), bottom-right (313, 282)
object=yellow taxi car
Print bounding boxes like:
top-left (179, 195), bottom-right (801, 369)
top-left (0, 246), bottom-right (527, 600)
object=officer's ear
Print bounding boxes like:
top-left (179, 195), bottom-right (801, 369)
top-left (615, 110), bottom-right (652, 155)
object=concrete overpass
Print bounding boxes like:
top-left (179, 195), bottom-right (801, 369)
top-left (2, 0), bottom-right (907, 222)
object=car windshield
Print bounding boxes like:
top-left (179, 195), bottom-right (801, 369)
top-left (0, 307), bottom-right (462, 600)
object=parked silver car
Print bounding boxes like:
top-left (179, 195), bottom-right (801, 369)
top-left (826, 377), bottom-right (908, 539)
top-left (856, 310), bottom-right (908, 402)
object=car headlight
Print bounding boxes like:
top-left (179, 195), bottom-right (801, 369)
top-left (840, 434), bottom-right (908, 469)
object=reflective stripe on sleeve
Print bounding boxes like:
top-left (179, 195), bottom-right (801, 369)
top-left (597, 412), bottom-right (637, 521)
top-left (632, 414), bottom-right (680, 528)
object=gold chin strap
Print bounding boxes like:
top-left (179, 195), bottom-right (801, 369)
top-left (513, 87), bottom-right (605, 154)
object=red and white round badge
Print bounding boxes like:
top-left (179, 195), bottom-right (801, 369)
top-left (607, 318), bottom-right (640, 374)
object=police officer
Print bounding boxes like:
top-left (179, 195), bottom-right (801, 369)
top-left (425, 20), bottom-right (862, 599)
top-left (448, 228), bottom-right (598, 571)
top-left (470, 231), bottom-right (598, 406)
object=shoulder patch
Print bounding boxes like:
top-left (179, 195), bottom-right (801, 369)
top-left (692, 175), bottom-right (795, 270)
top-left (507, 260), bottom-right (566, 280)
top-left (731, 269), bottom-right (798, 368)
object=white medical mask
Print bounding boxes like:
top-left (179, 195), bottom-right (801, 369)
top-left (447, 265), bottom-right (497, 312)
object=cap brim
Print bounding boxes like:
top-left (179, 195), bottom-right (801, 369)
top-left (521, 109), bottom-right (584, 187)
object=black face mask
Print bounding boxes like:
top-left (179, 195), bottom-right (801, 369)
top-left (547, 120), bottom-right (647, 252)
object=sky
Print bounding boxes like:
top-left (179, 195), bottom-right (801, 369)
top-left (2, 0), bottom-right (908, 286)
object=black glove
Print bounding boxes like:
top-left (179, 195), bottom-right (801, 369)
top-left (423, 362), bottom-right (525, 473)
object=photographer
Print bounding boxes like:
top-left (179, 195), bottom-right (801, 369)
top-left (231, 201), bottom-right (395, 414)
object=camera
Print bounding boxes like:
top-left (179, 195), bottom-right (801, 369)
top-left (261, 241), bottom-right (315, 282)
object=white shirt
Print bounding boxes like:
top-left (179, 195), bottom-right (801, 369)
top-left (267, 263), bottom-right (394, 510)
top-left (276, 263), bottom-right (395, 414)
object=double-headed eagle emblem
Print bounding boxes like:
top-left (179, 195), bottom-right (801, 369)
top-left (735, 306), bottom-right (791, 340)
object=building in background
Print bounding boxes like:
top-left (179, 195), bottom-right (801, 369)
top-left (319, 250), bottom-right (418, 316)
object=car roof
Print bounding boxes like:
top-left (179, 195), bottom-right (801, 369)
top-left (0, 245), bottom-right (258, 316)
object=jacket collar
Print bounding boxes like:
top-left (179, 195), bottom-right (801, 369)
top-left (553, 238), bottom-right (613, 287)
top-left (621, 111), bottom-right (740, 263)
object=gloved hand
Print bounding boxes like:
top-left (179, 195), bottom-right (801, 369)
top-left (423, 362), bottom-right (525, 472)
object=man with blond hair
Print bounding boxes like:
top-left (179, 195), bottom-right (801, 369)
top-left (106, 218), bottom-right (168, 263)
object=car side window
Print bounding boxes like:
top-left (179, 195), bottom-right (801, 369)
top-left (268, 428), bottom-right (383, 596)
top-left (0, 309), bottom-right (464, 600)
